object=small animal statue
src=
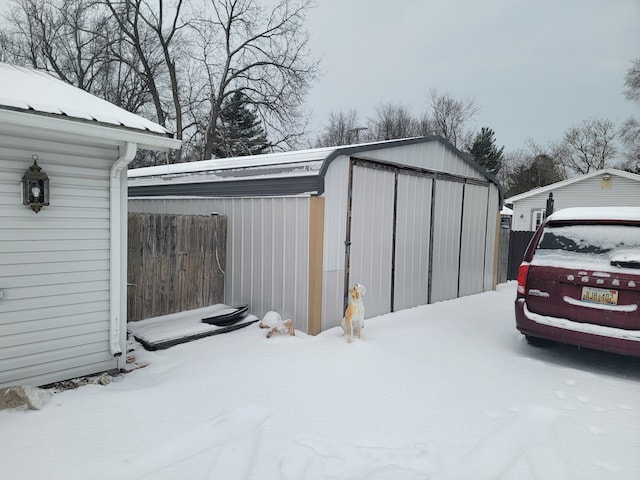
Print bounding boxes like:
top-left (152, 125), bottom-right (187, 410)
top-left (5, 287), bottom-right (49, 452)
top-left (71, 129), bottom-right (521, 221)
top-left (259, 311), bottom-right (295, 338)
top-left (341, 284), bottom-right (366, 343)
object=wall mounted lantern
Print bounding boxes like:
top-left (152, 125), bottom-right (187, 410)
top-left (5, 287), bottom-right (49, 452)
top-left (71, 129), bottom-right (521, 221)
top-left (22, 155), bottom-right (49, 213)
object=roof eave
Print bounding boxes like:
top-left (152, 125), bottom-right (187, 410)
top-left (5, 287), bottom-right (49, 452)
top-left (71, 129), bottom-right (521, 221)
top-left (0, 107), bottom-right (182, 152)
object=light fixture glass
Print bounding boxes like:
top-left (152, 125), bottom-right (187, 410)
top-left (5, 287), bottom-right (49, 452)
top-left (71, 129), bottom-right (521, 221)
top-left (22, 155), bottom-right (49, 213)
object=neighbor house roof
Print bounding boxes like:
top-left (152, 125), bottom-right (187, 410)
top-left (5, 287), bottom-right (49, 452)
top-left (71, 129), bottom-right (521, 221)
top-left (0, 62), bottom-right (180, 151)
top-left (504, 168), bottom-right (640, 204)
top-left (128, 136), bottom-right (502, 198)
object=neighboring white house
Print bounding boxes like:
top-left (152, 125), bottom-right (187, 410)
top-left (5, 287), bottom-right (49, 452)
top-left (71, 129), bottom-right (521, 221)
top-left (505, 168), bottom-right (640, 231)
top-left (129, 136), bottom-right (502, 334)
top-left (0, 63), bottom-right (181, 388)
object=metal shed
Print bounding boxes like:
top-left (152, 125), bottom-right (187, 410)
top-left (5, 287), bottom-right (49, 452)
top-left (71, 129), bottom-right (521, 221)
top-left (129, 137), bottom-right (502, 334)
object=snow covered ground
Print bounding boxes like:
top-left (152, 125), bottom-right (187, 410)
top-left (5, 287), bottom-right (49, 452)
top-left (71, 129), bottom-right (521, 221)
top-left (2, 282), bottom-right (639, 480)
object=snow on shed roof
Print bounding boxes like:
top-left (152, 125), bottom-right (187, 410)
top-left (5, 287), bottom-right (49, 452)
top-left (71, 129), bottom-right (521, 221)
top-left (0, 62), bottom-right (172, 136)
top-left (128, 144), bottom-right (337, 179)
top-left (129, 136), bottom-right (502, 198)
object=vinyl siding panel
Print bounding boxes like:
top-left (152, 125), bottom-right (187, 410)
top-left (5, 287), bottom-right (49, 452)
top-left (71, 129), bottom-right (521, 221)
top-left (128, 197), bottom-right (311, 332)
top-left (0, 132), bottom-right (118, 388)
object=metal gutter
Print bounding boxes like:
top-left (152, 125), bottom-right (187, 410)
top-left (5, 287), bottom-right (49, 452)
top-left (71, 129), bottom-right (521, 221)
top-left (0, 108), bottom-right (181, 151)
top-left (109, 142), bottom-right (137, 359)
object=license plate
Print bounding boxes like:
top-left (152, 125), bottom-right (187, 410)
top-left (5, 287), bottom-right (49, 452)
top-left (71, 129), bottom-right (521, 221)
top-left (581, 286), bottom-right (618, 305)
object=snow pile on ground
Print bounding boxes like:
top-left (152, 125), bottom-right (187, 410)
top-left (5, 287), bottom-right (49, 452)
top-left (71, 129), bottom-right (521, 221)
top-left (1, 282), bottom-right (639, 479)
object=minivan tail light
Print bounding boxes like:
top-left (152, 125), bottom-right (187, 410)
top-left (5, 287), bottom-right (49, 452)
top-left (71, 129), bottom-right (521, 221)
top-left (517, 262), bottom-right (530, 295)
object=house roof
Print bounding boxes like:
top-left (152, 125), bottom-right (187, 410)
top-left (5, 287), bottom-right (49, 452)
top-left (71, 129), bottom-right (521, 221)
top-left (128, 136), bottom-right (502, 198)
top-left (504, 168), bottom-right (640, 204)
top-left (0, 62), bottom-right (179, 148)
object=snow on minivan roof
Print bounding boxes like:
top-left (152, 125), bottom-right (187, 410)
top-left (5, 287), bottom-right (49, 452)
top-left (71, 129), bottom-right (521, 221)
top-left (548, 207), bottom-right (640, 222)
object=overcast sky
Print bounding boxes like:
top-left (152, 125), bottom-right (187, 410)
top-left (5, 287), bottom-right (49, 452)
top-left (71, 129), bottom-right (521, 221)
top-left (303, 0), bottom-right (640, 153)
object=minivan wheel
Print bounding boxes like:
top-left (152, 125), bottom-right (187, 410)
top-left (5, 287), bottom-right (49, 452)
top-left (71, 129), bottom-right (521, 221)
top-left (525, 335), bottom-right (554, 347)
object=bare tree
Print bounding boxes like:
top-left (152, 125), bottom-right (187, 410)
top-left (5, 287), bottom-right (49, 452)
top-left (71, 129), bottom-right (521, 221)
top-left (5, 0), bottom-right (108, 89)
top-left (428, 88), bottom-right (479, 148)
top-left (559, 118), bottom-right (618, 174)
top-left (191, 0), bottom-right (319, 160)
top-left (619, 117), bottom-right (640, 171)
top-left (367, 102), bottom-right (419, 141)
top-left (104, 0), bottom-right (189, 161)
top-left (3, 0), bottom-right (153, 114)
top-left (2, 0), bottom-right (319, 162)
top-left (623, 58), bottom-right (640, 104)
top-left (315, 109), bottom-right (364, 147)
top-left (620, 58), bottom-right (640, 170)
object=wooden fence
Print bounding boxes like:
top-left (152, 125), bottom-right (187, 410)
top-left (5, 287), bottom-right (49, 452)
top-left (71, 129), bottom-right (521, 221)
top-left (497, 228), bottom-right (510, 284)
top-left (127, 213), bottom-right (227, 322)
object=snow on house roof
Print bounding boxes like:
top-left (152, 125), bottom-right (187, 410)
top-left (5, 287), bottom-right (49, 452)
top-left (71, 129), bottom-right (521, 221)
top-left (0, 62), bottom-right (173, 136)
top-left (505, 168), bottom-right (640, 204)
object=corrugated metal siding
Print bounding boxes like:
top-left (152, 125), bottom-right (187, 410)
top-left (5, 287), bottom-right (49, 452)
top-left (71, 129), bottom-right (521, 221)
top-left (348, 165), bottom-right (395, 318)
top-left (319, 156), bottom-right (349, 330)
top-left (394, 174), bottom-right (432, 310)
top-left (0, 131), bottom-right (117, 388)
top-left (128, 197), bottom-right (310, 331)
top-left (430, 180), bottom-right (464, 302)
top-left (459, 184), bottom-right (489, 296)
top-left (511, 173), bottom-right (640, 231)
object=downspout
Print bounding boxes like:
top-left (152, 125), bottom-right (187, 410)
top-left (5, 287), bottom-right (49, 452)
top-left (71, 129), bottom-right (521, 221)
top-left (110, 141), bottom-right (137, 358)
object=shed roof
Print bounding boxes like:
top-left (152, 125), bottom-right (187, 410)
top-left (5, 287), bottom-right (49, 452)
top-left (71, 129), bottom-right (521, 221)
top-left (505, 168), bottom-right (640, 204)
top-left (128, 136), bottom-right (501, 198)
top-left (0, 62), bottom-right (174, 138)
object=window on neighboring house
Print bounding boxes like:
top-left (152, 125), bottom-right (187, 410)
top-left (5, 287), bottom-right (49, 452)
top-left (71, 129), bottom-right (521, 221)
top-left (532, 209), bottom-right (546, 230)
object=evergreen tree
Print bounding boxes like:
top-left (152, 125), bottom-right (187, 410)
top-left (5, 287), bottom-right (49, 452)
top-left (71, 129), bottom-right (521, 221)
top-left (213, 92), bottom-right (270, 158)
top-left (467, 127), bottom-right (504, 176)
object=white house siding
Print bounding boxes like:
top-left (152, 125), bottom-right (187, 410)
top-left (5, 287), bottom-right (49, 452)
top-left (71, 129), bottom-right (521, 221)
top-left (394, 174), bottom-right (432, 311)
top-left (511, 173), bottom-right (640, 231)
top-left (430, 180), bottom-right (464, 303)
top-left (0, 131), bottom-right (118, 388)
top-left (128, 197), bottom-right (310, 332)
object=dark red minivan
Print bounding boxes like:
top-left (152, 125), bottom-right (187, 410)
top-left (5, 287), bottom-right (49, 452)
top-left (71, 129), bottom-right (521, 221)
top-left (515, 207), bottom-right (640, 356)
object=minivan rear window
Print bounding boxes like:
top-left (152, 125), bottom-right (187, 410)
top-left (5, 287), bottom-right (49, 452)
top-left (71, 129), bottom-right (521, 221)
top-left (533, 224), bottom-right (640, 269)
